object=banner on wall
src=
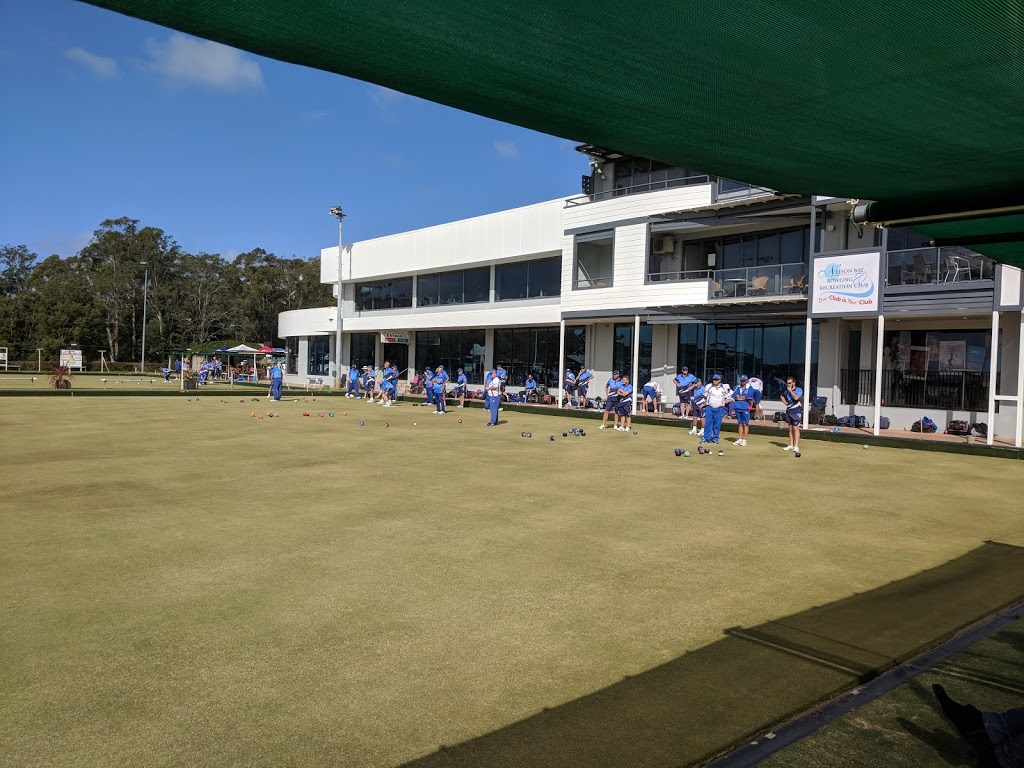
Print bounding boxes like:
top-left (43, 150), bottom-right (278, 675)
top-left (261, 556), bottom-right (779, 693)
top-left (380, 332), bottom-right (409, 344)
top-left (809, 250), bottom-right (882, 316)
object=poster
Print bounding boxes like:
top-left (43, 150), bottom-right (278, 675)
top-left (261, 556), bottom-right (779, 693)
top-left (926, 332), bottom-right (940, 362)
top-left (909, 346), bottom-right (929, 375)
top-left (810, 251), bottom-right (881, 316)
top-left (965, 345), bottom-right (987, 373)
top-left (939, 340), bottom-right (966, 371)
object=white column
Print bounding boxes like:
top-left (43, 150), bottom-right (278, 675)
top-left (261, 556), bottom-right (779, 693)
top-left (1016, 311), bottom-right (1024, 448)
top-left (873, 314), bottom-right (885, 436)
top-left (987, 310), bottom-right (999, 446)
top-left (557, 319), bottom-right (566, 409)
top-left (802, 316), bottom-right (813, 429)
top-left (632, 316), bottom-right (641, 411)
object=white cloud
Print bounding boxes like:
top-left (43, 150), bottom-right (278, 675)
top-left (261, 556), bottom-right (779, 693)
top-left (65, 47), bottom-right (119, 78)
top-left (143, 34), bottom-right (263, 91)
top-left (368, 85), bottom-right (411, 121)
top-left (304, 109), bottom-right (329, 122)
top-left (493, 140), bottom-right (520, 161)
top-left (30, 230), bottom-right (93, 258)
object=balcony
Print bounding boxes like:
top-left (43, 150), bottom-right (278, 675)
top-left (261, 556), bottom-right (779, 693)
top-left (708, 264), bottom-right (808, 300)
top-left (565, 176), bottom-right (774, 206)
top-left (885, 247), bottom-right (993, 287)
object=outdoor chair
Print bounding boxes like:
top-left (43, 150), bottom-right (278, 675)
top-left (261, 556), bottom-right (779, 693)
top-left (712, 281), bottom-right (726, 298)
top-left (786, 274), bottom-right (806, 293)
top-left (943, 254), bottom-right (973, 282)
top-left (748, 275), bottom-right (770, 295)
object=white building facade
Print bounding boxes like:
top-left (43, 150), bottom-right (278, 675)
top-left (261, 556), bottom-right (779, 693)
top-left (279, 151), bottom-right (1024, 446)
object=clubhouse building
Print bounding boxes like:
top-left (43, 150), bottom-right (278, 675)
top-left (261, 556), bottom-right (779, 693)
top-left (279, 148), bottom-right (1024, 447)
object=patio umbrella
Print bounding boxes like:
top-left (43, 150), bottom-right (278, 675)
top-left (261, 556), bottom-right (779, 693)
top-left (226, 344), bottom-right (261, 384)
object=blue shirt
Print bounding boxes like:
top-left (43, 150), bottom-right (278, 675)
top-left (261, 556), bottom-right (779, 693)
top-left (364, 371), bottom-right (376, 386)
top-left (384, 367), bottom-right (397, 383)
top-left (524, 378), bottom-right (537, 390)
top-left (564, 371), bottom-right (576, 386)
top-left (732, 384), bottom-right (758, 411)
top-left (433, 371), bottom-right (448, 392)
top-left (457, 373), bottom-right (467, 386)
top-left (270, 366), bottom-right (283, 381)
top-left (349, 366), bottom-right (359, 381)
top-left (674, 373), bottom-right (696, 391)
top-left (617, 383), bottom-right (634, 399)
top-left (692, 385), bottom-right (707, 408)
top-left (605, 376), bottom-right (620, 393)
top-left (577, 370), bottom-right (593, 386)
top-left (783, 386), bottom-right (803, 410)
top-left (496, 367), bottom-right (507, 383)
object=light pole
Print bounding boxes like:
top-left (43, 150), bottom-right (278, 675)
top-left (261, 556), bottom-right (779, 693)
top-left (329, 206), bottom-right (346, 390)
top-left (140, 262), bottom-right (149, 373)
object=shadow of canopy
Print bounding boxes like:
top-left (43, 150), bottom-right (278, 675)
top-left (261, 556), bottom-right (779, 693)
top-left (401, 541), bottom-right (1024, 768)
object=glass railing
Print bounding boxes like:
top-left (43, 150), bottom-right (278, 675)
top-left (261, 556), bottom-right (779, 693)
top-left (885, 247), bottom-right (993, 286)
top-left (565, 177), bottom-right (775, 206)
top-left (708, 264), bottom-right (808, 299)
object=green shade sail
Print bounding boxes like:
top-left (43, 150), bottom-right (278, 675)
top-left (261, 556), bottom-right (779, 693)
top-left (80, 0), bottom-right (1024, 266)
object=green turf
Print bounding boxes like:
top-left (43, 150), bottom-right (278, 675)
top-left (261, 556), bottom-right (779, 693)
top-left (761, 619), bottom-right (1024, 768)
top-left (0, 371), bottom-right (275, 394)
top-left (1, 397), bottom-right (1022, 767)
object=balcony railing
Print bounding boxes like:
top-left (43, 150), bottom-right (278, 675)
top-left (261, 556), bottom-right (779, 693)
top-left (565, 176), bottom-right (775, 206)
top-left (839, 369), bottom-right (994, 412)
top-left (885, 247), bottom-right (994, 287)
top-left (709, 264), bottom-right (808, 299)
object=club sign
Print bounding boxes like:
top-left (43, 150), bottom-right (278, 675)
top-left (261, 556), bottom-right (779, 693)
top-left (809, 250), bottom-right (882, 316)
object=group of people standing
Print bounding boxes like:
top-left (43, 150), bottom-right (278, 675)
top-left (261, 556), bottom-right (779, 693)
top-left (346, 362), bottom-right (400, 407)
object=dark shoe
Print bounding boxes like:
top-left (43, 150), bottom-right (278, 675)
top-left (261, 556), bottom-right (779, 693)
top-left (933, 684), bottom-right (997, 765)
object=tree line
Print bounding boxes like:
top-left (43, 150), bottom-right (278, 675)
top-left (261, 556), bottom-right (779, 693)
top-left (0, 217), bottom-right (332, 366)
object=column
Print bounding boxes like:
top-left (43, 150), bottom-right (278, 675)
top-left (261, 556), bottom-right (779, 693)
top-left (632, 315), bottom-right (641, 412)
top-left (873, 314), bottom-right (885, 436)
top-left (802, 316), bottom-right (813, 429)
top-left (987, 310), bottom-right (999, 446)
top-left (1016, 311), bottom-right (1024, 448)
top-left (557, 319), bottom-right (565, 409)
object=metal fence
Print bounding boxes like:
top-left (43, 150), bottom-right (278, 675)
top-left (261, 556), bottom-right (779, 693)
top-left (884, 247), bottom-right (993, 286)
top-left (839, 369), bottom-right (994, 411)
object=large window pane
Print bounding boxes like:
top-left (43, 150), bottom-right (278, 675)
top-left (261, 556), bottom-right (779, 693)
top-left (780, 229), bottom-right (804, 263)
top-left (392, 278), bottom-right (413, 308)
top-left (308, 336), bottom-right (330, 376)
top-left (415, 329), bottom-right (486, 384)
top-left (565, 326), bottom-right (586, 371)
top-left (613, 323), bottom-right (632, 379)
top-left (528, 257), bottom-right (561, 297)
top-left (439, 271), bottom-right (463, 304)
top-left (464, 267), bottom-right (490, 303)
top-left (417, 274), bottom-right (439, 306)
top-left (495, 262), bottom-right (528, 301)
top-left (575, 236), bottom-right (613, 289)
top-left (350, 332), bottom-right (376, 369)
top-left (285, 337), bottom-right (298, 374)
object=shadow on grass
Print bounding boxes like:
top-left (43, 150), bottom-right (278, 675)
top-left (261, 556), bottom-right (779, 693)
top-left (401, 542), bottom-right (1024, 768)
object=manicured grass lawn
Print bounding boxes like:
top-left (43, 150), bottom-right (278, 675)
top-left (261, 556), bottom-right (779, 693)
top-left (0, 372), bottom-right (269, 393)
top-left (1, 396), bottom-right (1021, 767)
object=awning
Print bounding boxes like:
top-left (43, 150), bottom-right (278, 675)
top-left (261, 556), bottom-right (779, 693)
top-left (79, 0), bottom-right (1024, 266)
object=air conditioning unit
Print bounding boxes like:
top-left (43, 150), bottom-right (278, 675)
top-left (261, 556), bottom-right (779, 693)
top-left (652, 236), bottom-right (675, 254)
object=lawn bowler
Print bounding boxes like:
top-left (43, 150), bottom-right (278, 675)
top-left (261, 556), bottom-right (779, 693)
top-left (732, 374), bottom-right (759, 446)
top-left (688, 377), bottom-right (705, 436)
top-left (347, 363), bottom-right (360, 398)
top-left (641, 377), bottom-right (662, 414)
top-left (673, 366), bottom-right (696, 419)
top-left (455, 368), bottom-right (468, 408)
top-left (563, 368), bottom-right (576, 406)
top-left (576, 366), bottom-right (593, 409)
top-left (268, 362), bottom-right (283, 402)
top-left (615, 375), bottom-right (634, 431)
top-left (599, 370), bottom-right (622, 430)
top-left (484, 369), bottom-right (501, 425)
top-left (702, 373), bottom-right (732, 444)
top-left (433, 365), bottom-right (448, 413)
top-left (363, 366), bottom-right (376, 402)
top-left (781, 376), bottom-right (803, 452)
top-left (423, 367), bottom-right (435, 407)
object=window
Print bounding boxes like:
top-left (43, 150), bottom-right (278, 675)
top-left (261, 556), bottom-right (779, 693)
top-left (495, 257), bottom-right (561, 301)
top-left (678, 322), bottom-right (819, 399)
top-left (285, 337), bottom-right (298, 374)
top-left (574, 233), bottom-right (614, 289)
top-left (308, 336), bottom-right (330, 377)
top-left (614, 158), bottom-right (706, 194)
top-left (350, 332), bottom-right (376, 369)
top-left (354, 278), bottom-right (413, 311)
top-left (416, 267), bottom-right (490, 306)
top-left (414, 329), bottom-right (487, 384)
top-left (494, 327), bottom-right (560, 387)
top-left (564, 326), bottom-right (586, 371)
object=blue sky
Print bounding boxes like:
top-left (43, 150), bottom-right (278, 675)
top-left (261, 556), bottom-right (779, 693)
top-left (0, 0), bottom-right (587, 260)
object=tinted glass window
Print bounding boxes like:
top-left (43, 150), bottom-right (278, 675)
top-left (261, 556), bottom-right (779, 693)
top-left (439, 271), bottom-right (463, 304)
top-left (495, 262), bottom-right (528, 301)
top-left (463, 267), bottom-right (490, 303)
top-left (417, 274), bottom-right (439, 306)
top-left (529, 257), bottom-right (561, 297)
top-left (392, 278), bottom-right (413, 308)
